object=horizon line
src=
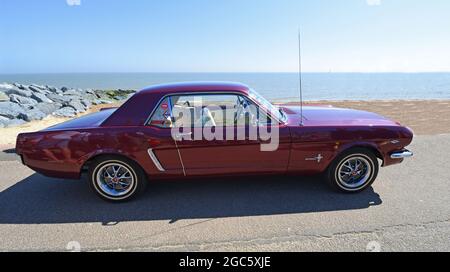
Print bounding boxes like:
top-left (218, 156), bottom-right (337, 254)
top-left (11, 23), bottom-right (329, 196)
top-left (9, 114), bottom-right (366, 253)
top-left (3, 71), bottom-right (450, 75)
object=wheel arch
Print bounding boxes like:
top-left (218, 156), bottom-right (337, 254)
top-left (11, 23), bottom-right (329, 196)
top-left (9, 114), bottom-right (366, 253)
top-left (327, 143), bottom-right (384, 170)
top-left (81, 151), bottom-right (146, 175)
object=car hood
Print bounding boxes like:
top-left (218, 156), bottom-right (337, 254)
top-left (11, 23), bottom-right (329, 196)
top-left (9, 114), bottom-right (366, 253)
top-left (280, 105), bottom-right (400, 127)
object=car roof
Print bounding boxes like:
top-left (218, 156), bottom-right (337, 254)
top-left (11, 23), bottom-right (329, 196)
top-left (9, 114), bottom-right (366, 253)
top-left (138, 81), bottom-right (250, 95)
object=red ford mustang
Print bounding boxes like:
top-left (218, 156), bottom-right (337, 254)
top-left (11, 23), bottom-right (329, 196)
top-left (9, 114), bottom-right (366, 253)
top-left (16, 82), bottom-right (413, 202)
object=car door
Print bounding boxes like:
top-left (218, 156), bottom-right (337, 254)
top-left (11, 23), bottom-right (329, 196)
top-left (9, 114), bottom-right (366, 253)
top-left (143, 96), bottom-right (185, 177)
top-left (169, 93), bottom-right (291, 176)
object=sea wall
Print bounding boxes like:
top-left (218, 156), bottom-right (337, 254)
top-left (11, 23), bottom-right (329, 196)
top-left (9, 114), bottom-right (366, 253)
top-left (0, 83), bottom-right (135, 127)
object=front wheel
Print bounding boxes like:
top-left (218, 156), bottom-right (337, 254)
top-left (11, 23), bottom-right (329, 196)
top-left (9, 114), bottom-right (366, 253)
top-left (326, 148), bottom-right (379, 193)
top-left (88, 155), bottom-right (147, 202)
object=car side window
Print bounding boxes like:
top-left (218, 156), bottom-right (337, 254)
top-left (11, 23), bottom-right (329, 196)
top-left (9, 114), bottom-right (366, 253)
top-left (149, 94), bottom-right (274, 128)
top-left (243, 97), bottom-right (272, 126)
top-left (149, 97), bottom-right (173, 128)
top-left (171, 94), bottom-right (239, 128)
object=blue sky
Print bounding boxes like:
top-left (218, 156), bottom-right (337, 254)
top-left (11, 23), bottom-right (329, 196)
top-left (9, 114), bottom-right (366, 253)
top-left (1, 0), bottom-right (450, 73)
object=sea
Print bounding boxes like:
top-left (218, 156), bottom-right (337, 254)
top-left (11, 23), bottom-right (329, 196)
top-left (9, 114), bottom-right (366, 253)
top-left (1, 73), bottom-right (450, 101)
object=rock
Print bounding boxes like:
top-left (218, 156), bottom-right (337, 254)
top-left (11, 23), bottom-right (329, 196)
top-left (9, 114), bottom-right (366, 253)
top-left (47, 93), bottom-right (71, 104)
top-left (80, 93), bottom-right (97, 102)
top-left (92, 99), bottom-right (113, 105)
top-left (0, 101), bottom-right (27, 119)
top-left (95, 90), bottom-right (110, 100)
top-left (63, 89), bottom-right (82, 96)
top-left (9, 94), bottom-right (38, 105)
top-left (80, 98), bottom-right (92, 108)
top-left (1, 87), bottom-right (33, 97)
top-left (19, 108), bottom-right (47, 121)
top-left (0, 83), bottom-right (16, 90)
top-left (47, 86), bottom-right (58, 93)
top-left (86, 89), bottom-right (96, 95)
top-left (8, 119), bottom-right (27, 127)
top-left (0, 116), bottom-right (26, 128)
top-left (34, 102), bottom-right (61, 115)
top-left (13, 83), bottom-right (26, 90)
top-left (67, 99), bottom-right (86, 113)
top-left (0, 91), bottom-right (8, 101)
top-left (0, 84), bottom-right (133, 124)
top-left (29, 85), bottom-right (49, 94)
top-left (53, 107), bottom-right (77, 118)
top-left (31, 92), bottom-right (53, 103)
top-left (30, 84), bottom-right (46, 90)
top-left (0, 116), bottom-right (8, 128)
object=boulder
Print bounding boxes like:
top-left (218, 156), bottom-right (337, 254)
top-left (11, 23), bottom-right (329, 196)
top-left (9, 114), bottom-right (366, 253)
top-left (9, 94), bottom-right (38, 105)
top-left (30, 84), bottom-right (46, 90)
top-left (47, 93), bottom-right (71, 104)
top-left (63, 89), bottom-right (82, 96)
top-left (61, 87), bottom-right (68, 92)
top-left (86, 89), bottom-right (96, 95)
top-left (13, 83), bottom-right (27, 90)
top-left (92, 99), bottom-right (113, 105)
top-left (34, 102), bottom-right (62, 115)
top-left (47, 86), bottom-right (58, 93)
top-left (0, 101), bottom-right (27, 119)
top-left (67, 99), bottom-right (86, 113)
top-left (80, 93), bottom-right (97, 103)
top-left (95, 91), bottom-right (111, 100)
top-left (114, 95), bottom-right (127, 100)
top-left (53, 107), bottom-right (77, 118)
top-left (1, 87), bottom-right (33, 97)
top-left (29, 85), bottom-right (49, 94)
top-left (19, 108), bottom-right (47, 121)
top-left (0, 91), bottom-right (8, 101)
top-left (0, 116), bottom-right (8, 128)
top-left (0, 83), bottom-right (16, 90)
top-left (80, 98), bottom-right (92, 108)
top-left (31, 92), bottom-right (53, 103)
top-left (0, 117), bottom-right (26, 128)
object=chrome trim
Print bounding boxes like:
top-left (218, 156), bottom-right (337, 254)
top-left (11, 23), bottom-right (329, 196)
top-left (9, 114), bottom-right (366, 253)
top-left (174, 144), bottom-right (186, 176)
top-left (174, 132), bottom-right (193, 140)
top-left (390, 150), bottom-right (413, 159)
top-left (147, 148), bottom-right (165, 172)
top-left (305, 154), bottom-right (323, 163)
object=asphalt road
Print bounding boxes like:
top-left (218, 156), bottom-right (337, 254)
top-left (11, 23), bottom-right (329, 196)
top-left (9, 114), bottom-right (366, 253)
top-left (0, 134), bottom-right (449, 252)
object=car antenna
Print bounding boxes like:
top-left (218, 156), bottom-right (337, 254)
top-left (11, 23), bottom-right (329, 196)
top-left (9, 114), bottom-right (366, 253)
top-left (298, 27), bottom-right (304, 126)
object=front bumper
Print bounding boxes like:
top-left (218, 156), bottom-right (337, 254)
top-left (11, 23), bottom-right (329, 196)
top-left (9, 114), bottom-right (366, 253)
top-left (390, 150), bottom-right (414, 159)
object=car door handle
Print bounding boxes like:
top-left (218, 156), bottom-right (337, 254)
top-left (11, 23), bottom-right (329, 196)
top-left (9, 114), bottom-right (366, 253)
top-left (174, 132), bottom-right (192, 140)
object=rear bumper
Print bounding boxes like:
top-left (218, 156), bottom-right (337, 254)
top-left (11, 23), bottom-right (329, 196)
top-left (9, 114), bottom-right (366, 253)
top-left (390, 150), bottom-right (413, 159)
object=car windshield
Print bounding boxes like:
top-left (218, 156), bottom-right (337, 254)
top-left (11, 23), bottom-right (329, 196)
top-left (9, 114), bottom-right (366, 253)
top-left (248, 88), bottom-right (286, 122)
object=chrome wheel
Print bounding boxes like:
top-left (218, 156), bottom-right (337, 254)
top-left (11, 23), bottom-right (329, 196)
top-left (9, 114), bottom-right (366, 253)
top-left (95, 162), bottom-right (135, 197)
top-left (336, 155), bottom-right (372, 189)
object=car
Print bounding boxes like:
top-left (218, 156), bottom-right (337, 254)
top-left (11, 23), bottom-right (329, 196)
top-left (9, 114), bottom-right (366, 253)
top-left (16, 82), bottom-right (414, 202)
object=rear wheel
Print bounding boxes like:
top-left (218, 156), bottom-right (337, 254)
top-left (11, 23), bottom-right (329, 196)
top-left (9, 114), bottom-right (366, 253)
top-left (88, 155), bottom-right (147, 202)
top-left (326, 148), bottom-right (379, 193)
